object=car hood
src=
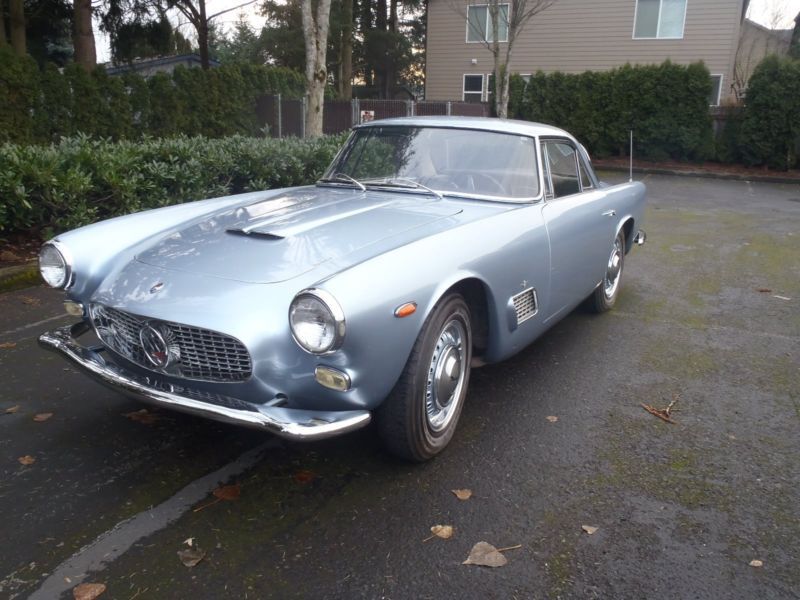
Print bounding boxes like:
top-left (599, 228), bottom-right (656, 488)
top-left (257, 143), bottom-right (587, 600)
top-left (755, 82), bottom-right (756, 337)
top-left (135, 186), bottom-right (463, 283)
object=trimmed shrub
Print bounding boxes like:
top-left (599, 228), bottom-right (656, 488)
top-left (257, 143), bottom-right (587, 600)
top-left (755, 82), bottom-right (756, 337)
top-left (0, 134), bottom-right (347, 237)
top-left (518, 61), bottom-right (714, 161)
top-left (0, 50), bottom-right (305, 144)
top-left (739, 55), bottom-right (800, 170)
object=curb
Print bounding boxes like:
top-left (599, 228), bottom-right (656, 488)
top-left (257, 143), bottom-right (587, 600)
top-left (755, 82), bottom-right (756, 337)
top-left (0, 261), bottom-right (40, 293)
top-left (594, 164), bottom-right (800, 185)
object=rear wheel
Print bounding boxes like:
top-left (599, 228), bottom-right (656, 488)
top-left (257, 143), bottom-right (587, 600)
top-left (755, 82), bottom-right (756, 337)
top-left (375, 294), bottom-right (472, 461)
top-left (591, 231), bottom-right (625, 313)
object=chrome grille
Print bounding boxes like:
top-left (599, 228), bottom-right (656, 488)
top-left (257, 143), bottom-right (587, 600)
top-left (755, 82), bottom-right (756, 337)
top-left (512, 288), bottom-right (538, 324)
top-left (90, 304), bottom-right (252, 382)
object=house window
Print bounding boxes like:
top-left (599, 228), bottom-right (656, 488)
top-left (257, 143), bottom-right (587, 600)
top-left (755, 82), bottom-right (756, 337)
top-left (709, 74), bottom-right (723, 106)
top-left (467, 4), bottom-right (509, 43)
top-left (633, 0), bottom-right (686, 39)
top-left (463, 74), bottom-right (484, 102)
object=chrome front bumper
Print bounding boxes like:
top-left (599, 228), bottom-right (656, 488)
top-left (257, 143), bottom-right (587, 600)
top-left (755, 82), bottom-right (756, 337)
top-left (39, 323), bottom-right (371, 441)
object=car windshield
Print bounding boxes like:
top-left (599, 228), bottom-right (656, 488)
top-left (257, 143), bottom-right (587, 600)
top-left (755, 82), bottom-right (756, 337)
top-left (321, 126), bottom-right (540, 200)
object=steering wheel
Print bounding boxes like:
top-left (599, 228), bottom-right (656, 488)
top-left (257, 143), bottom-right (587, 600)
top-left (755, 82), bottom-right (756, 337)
top-left (452, 172), bottom-right (506, 195)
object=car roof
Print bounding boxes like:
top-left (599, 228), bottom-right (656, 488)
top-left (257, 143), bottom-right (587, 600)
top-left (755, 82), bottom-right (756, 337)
top-left (354, 116), bottom-right (572, 139)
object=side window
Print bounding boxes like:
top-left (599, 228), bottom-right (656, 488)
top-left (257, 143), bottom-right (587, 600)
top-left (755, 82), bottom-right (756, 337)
top-left (542, 140), bottom-right (580, 198)
top-left (578, 154), bottom-right (594, 190)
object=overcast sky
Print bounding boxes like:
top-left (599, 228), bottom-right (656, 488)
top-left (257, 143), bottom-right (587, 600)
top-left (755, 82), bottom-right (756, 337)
top-left (95, 0), bottom-right (800, 64)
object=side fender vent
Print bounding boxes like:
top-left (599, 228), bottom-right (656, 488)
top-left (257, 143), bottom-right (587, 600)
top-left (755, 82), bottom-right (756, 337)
top-left (512, 288), bottom-right (538, 325)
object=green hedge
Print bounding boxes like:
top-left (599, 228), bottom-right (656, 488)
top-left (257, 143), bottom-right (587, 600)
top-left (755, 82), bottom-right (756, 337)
top-left (738, 55), bottom-right (800, 170)
top-left (0, 134), bottom-right (347, 237)
top-left (0, 47), bottom-right (305, 145)
top-left (510, 61), bottom-right (714, 161)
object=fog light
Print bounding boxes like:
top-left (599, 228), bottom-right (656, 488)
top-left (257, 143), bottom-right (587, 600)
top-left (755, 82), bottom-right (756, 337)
top-left (314, 366), bottom-right (351, 391)
top-left (64, 301), bottom-right (84, 317)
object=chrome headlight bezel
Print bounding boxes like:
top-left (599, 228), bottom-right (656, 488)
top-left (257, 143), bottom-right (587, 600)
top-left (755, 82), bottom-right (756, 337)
top-left (38, 241), bottom-right (73, 289)
top-left (289, 288), bottom-right (346, 355)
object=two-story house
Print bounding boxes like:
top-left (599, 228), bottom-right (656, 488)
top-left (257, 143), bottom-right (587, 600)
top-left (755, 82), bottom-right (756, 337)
top-left (425, 0), bottom-right (778, 106)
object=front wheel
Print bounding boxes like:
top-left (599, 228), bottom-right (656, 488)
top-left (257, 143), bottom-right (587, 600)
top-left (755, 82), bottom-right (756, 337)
top-left (590, 231), bottom-right (625, 313)
top-left (375, 294), bottom-right (472, 461)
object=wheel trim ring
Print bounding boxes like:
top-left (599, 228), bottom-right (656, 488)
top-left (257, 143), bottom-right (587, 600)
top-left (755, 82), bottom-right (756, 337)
top-left (604, 237), bottom-right (624, 300)
top-left (425, 319), bottom-right (467, 434)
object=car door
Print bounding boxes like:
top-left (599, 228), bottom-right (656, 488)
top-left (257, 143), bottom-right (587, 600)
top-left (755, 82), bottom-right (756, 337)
top-left (540, 138), bottom-right (613, 321)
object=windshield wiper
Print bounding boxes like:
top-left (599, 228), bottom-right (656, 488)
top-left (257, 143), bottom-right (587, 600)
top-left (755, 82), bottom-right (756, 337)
top-left (363, 177), bottom-right (443, 200)
top-left (318, 172), bottom-right (366, 192)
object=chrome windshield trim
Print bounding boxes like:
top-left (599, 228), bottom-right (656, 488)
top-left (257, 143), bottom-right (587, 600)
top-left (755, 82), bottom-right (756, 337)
top-left (39, 323), bottom-right (371, 441)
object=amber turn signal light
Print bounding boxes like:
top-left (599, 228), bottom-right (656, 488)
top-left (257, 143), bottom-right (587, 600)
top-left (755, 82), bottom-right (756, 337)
top-left (394, 302), bottom-right (417, 318)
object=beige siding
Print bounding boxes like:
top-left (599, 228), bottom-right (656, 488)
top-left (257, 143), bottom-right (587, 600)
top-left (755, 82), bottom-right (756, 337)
top-left (426, 0), bottom-right (746, 103)
top-left (732, 20), bottom-right (792, 99)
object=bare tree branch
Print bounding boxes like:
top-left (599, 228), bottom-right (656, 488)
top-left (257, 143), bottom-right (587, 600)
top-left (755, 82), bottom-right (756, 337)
top-left (445, 0), bottom-right (559, 117)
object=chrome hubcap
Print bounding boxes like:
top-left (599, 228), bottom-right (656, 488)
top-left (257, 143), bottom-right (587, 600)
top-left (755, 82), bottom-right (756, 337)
top-left (426, 319), bottom-right (467, 433)
top-left (604, 237), bottom-right (623, 300)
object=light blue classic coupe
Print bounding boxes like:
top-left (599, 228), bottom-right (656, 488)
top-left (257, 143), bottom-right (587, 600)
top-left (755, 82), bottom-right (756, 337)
top-left (39, 117), bottom-right (646, 461)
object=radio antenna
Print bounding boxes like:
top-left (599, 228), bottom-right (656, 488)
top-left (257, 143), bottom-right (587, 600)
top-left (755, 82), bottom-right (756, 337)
top-left (629, 130), bottom-right (633, 182)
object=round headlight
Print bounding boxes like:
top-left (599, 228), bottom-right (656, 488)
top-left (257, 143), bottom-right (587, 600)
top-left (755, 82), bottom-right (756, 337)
top-left (289, 289), bottom-right (345, 354)
top-left (39, 242), bottom-right (71, 289)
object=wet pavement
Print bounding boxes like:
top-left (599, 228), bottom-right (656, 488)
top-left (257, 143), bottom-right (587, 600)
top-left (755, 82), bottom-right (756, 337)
top-left (1, 173), bottom-right (798, 599)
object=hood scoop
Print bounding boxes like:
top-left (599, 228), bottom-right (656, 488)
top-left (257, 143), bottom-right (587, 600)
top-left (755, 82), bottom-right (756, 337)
top-left (226, 229), bottom-right (284, 240)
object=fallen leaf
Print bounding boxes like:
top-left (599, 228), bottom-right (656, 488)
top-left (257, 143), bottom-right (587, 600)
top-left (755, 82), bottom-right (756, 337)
top-left (293, 469), bottom-right (316, 484)
top-left (193, 483), bottom-right (242, 512)
top-left (177, 547), bottom-right (206, 568)
top-left (213, 483), bottom-right (241, 501)
top-left (641, 402), bottom-right (676, 424)
top-left (18, 455), bottom-right (36, 466)
top-left (755, 288), bottom-right (771, 293)
top-left (20, 296), bottom-right (40, 306)
top-left (72, 582), bottom-right (106, 600)
top-left (183, 537), bottom-right (194, 547)
top-left (430, 525), bottom-right (454, 539)
top-left (452, 489), bottom-right (472, 501)
top-left (546, 415), bottom-right (558, 423)
top-left (3, 405), bottom-right (19, 414)
top-left (582, 525), bottom-right (599, 535)
top-left (33, 413), bottom-right (53, 422)
top-left (749, 559), bottom-right (763, 568)
top-left (0, 342), bottom-right (16, 349)
top-left (462, 541), bottom-right (507, 567)
top-left (123, 409), bottom-right (159, 425)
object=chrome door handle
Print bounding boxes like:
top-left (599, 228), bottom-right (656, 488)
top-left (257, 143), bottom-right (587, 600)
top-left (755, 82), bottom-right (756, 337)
top-left (602, 210), bottom-right (616, 217)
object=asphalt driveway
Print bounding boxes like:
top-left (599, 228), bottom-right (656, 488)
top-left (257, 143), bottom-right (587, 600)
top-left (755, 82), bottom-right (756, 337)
top-left (1, 173), bottom-right (798, 599)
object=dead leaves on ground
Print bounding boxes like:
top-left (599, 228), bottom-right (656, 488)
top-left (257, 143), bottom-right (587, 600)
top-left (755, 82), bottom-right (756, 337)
top-left (581, 525), bottom-right (599, 535)
top-left (123, 409), bottom-right (160, 425)
top-left (451, 489), bottom-right (472, 501)
top-left (193, 483), bottom-right (241, 512)
top-left (72, 583), bottom-right (106, 600)
top-left (749, 559), bottom-right (764, 568)
top-left (33, 412), bottom-right (53, 422)
top-left (641, 393), bottom-right (679, 424)
top-left (293, 469), bottom-right (317, 484)
top-left (423, 525), bottom-right (454, 542)
top-left (177, 546), bottom-right (206, 568)
top-left (3, 405), bottom-right (20, 415)
top-left (546, 415), bottom-right (559, 423)
top-left (0, 341), bottom-right (16, 349)
top-left (462, 542), bottom-right (521, 568)
top-left (18, 455), bottom-right (36, 466)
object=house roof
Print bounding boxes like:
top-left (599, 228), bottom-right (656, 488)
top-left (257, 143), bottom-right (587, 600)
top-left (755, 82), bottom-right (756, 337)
top-left (105, 54), bottom-right (220, 76)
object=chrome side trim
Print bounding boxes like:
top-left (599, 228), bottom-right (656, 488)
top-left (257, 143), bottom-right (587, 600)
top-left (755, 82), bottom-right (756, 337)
top-left (39, 324), bottom-right (371, 441)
